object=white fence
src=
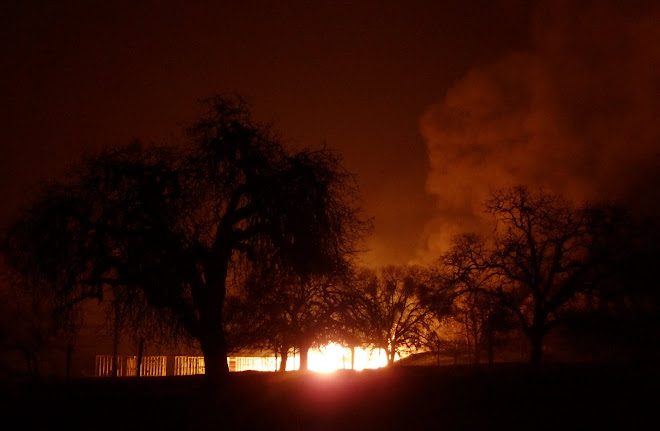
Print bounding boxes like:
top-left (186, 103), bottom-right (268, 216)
top-left (95, 355), bottom-right (167, 377)
top-left (229, 356), bottom-right (279, 372)
top-left (95, 355), bottom-right (121, 377)
top-left (174, 356), bottom-right (205, 376)
top-left (95, 354), bottom-right (289, 376)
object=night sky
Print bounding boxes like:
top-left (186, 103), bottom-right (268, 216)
top-left (2, 0), bottom-right (658, 267)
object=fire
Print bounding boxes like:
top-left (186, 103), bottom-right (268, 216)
top-left (307, 343), bottom-right (391, 373)
top-left (226, 344), bottom-right (405, 373)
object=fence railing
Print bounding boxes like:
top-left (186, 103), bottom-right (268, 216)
top-left (232, 356), bottom-right (278, 372)
top-left (174, 356), bottom-right (205, 376)
top-left (95, 355), bottom-right (120, 377)
top-left (95, 355), bottom-right (167, 377)
top-left (95, 354), bottom-right (284, 376)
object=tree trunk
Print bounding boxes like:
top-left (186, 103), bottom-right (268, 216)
top-left (66, 344), bottom-right (72, 382)
top-left (112, 308), bottom-right (120, 378)
top-left (25, 350), bottom-right (39, 381)
top-left (137, 338), bottom-right (144, 377)
top-left (198, 296), bottom-right (229, 381)
top-left (200, 336), bottom-right (228, 382)
top-left (472, 321), bottom-right (480, 365)
top-left (299, 340), bottom-right (311, 371)
top-left (528, 320), bottom-right (546, 365)
top-left (279, 346), bottom-right (289, 372)
top-left (388, 345), bottom-right (396, 366)
top-left (529, 332), bottom-right (544, 365)
top-left (199, 261), bottom-right (230, 382)
top-left (465, 312), bottom-right (472, 364)
top-left (351, 346), bottom-right (355, 370)
top-left (529, 306), bottom-right (546, 365)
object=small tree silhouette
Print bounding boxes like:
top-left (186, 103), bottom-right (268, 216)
top-left (348, 265), bottom-right (434, 366)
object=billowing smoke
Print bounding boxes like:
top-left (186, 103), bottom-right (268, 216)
top-left (419, 0), bottom-right (660, 259)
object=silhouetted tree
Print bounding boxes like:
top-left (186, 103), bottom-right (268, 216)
top-left (560, 213), bottom-right (660, 362)
top-left (234, 268), bottom-right (344, 371)
top-left (0, 259), bottom-right (79, 380)
top-left (3, 95), bottom-right (369, 382)
top-left (438, 186), bottom-right (633, 365)
top-left (352, 265), bottom-right (434, 366)
top-left (333, 277), bottom-right (375, 369)
top-left (432, 233), bottom-right (514, 364)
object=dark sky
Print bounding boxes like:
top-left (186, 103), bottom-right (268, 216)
top-left (2, 0), bottom-right (658, 267)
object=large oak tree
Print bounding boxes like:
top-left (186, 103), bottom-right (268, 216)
top-left (3, 95), bottom-right (369, 382)
top-left (435, 186), bottom-right (633, 364)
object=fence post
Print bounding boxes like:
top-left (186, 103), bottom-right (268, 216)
top-left (137, 338), bottom-right (144, 377)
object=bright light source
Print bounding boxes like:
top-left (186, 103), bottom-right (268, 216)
top-left (225, 344), bottom-right (405, 373)
top-left (308, 343), bottom-right (391, 373)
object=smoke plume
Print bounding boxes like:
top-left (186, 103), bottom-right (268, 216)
top-left (419, 0), bottom-right (660, 259)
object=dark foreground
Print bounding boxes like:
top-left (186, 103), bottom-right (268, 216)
top-left (2, 362), bottom-right (658, 431)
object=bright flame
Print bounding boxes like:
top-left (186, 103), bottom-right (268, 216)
top-left (226, 344), bottom-right (407, 373)
top-left (307, 343), bottom-right (391, 373)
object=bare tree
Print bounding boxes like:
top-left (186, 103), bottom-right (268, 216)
top-left (432, 233), bottom-right (513, 365)
top-left (232, 268), bottom-right (344, 371)
top-left (436, 186), bottom-right (632, 365)
top-left (351, 265), bottom-right (434, 366)
top-left (333, 276), bottom-right (376, 369)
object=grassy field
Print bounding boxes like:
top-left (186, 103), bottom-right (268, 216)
top-left (2, 362), bottom-right (658, 430)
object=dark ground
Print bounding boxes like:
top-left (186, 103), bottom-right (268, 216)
top-left (2, 362), bottom-right (658, 431)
